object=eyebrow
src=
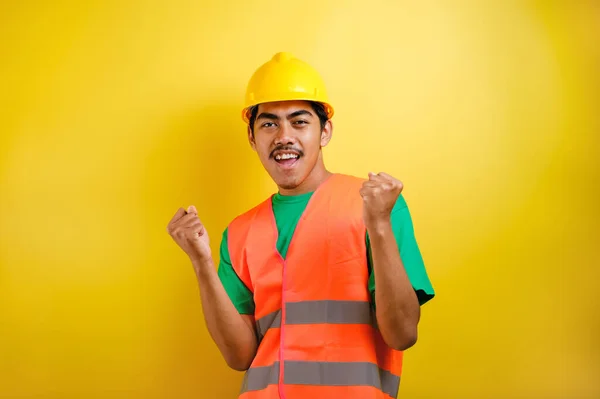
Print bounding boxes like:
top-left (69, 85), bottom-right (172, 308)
top-left (256, 112), bottom-right (279, 121)
top-left (287, 110), bottom-right (313, 119)
top-left (256, 109), bottom-right (314, 121)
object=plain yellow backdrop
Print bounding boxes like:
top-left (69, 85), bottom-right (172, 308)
top-left (1, 1), bottom-right (599, 398)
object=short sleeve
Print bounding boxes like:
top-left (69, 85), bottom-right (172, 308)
top-left (368, 195), bottom-right (435, 306)
top-left (217, 228), bottom-right (255, 315)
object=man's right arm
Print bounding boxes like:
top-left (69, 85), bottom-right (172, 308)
top-left (167, 206), bottom-right (257, 371)
top-left (192, 257), bottom-right (257, 371)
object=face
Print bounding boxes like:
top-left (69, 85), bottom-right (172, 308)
top-left (248, 100), bottom-right (332, 193)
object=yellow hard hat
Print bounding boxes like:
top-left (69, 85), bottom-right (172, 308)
top-left (242, 52), bottom-right (334, 123)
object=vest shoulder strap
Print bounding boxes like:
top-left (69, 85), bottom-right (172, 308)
top-left (226, 197), bottom-right (272, 293)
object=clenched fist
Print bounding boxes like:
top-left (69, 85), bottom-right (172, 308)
top-left (167, 205), bottom-right (212, 263)
top-left (360, 172), bottom-right (403, 230)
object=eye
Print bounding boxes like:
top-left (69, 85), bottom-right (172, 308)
top-left (293, 120), bottom-right (308, 125)
top-left (261, 122), bottom-right (276, 128)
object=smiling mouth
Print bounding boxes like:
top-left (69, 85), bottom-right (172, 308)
top-left (272, 150), bottom-right (301, 167)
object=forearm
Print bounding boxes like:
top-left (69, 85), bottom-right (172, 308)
top-left (369, 222), bottom-right (420, 350)
top-left (192, 257), bottom-right (257, 370)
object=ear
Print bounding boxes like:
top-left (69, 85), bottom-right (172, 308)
top-left (320, 119), bottom-right (333, 147)
top-left (247, 125), bottom-right (257, 151)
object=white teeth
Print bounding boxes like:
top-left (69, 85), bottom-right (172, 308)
top-left (275, 153), bottom-right (298, 160)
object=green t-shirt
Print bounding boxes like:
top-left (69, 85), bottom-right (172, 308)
top-left (217, 191), bottom-right (435, 315)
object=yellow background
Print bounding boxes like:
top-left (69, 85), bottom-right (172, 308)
top-left (1, 1), bottom-right (599, 398)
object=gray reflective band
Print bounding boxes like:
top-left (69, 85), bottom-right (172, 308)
top-left (286, 300), bottom-right (372, 325)
top-left (240, 362), bottom-right (280, 393)
top-left (379, 369), bottom-right (401, 398)
top-left (256, 310), bottom-right (281, 340)
top-left (240, 361), bottom-right (400, 398)
top-left (255, 300), bottom-right (373, 338)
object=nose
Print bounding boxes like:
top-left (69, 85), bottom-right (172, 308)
top-left (273, 121), bottom-right (296, 146)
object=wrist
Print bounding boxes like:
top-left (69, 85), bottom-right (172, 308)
top-left (190, 255), bottom-right (214, 275)
top-left (366, 219), bottom-right (393, 237)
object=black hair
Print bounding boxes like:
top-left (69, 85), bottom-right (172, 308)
top-left (248, 101), bottom-right (329, 135)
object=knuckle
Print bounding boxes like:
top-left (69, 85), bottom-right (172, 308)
top-left (187, 227), bottom-right (200, 236)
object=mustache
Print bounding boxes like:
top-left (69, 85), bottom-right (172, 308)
top-left (269, 145), bottom-right (304, 159)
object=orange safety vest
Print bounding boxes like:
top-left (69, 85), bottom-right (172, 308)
top-left (228, 173), bottom-right (404, 399)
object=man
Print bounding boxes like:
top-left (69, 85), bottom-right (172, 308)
top-left (167, 52), bottom-right (435, 399)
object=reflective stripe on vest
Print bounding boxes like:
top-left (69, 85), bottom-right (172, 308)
top-left (228, 174), bottom-right (404, 399)
top-left (240, 361), bottom-right (400, 398)
top-left (257, 300), bottom-right (373, 341)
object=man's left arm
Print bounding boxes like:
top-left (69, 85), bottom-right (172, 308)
top-left (361, 172), bottom-right (434, 351)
